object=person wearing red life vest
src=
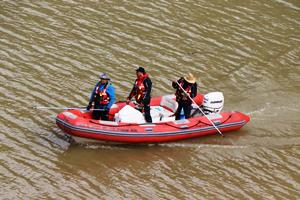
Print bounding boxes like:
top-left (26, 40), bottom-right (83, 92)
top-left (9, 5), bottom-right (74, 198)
top-left (87, 73), bottom-right (116, 120)
top-left (172, 73), bottom-right (197, 120)
top-left (126, 67), bottom-right (152, 123)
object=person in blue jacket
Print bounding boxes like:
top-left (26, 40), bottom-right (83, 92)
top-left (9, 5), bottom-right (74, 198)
top-left (87, 73), bottom-right (116, 120)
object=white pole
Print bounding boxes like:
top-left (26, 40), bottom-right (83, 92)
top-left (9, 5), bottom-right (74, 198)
top-left (32, 106), bottom-right (104, 111)
top-left (175, 81), bottom-right (224, 137)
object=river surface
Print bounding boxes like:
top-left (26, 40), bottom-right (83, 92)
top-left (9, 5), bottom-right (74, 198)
top-left (1, 0), bottom-right (299, 199)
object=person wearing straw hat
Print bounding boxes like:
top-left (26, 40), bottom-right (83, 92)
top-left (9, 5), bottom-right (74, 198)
top-left (172, 73), bottom-right (197, 120)
top-left (87, 73), bottom-right (116, 120)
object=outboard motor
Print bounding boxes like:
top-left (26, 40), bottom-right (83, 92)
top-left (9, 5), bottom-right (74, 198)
top-left (202, 92), bottom-right (224, 114)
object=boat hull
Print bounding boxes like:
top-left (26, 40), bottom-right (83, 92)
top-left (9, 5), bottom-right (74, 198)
top-left (56, 94), bottom-right (250, 144)
top-left (57, 117), bottom-right (248, 144)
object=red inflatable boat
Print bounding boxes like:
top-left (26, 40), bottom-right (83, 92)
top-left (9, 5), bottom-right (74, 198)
top-left (56, 93), bottom-right (250, 144)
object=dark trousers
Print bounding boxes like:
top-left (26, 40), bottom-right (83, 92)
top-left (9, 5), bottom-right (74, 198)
top-left (143, 104), bottom-right (152, 123)
top-left (92, 104), bottom-right (109, 120)
top-left (136, 103), bottom-right (152, 123)
top-left (175, 101), bottom-right (192, 120)
top-left (136, 97), bottom-right (152, 123)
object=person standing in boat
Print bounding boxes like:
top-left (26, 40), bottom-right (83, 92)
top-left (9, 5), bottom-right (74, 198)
top-left (172, 73), bottom-right (197, 120)
top-left (126, 67), bottom-right (152, 123)
top-left (87, 73), bottom-right (116, 120)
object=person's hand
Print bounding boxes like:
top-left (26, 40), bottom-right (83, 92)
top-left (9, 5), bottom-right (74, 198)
top-left (140, 102), bottom-right (144, 107)
top-left (105, 106), bottom-right (110, 111)
top-left (86, 102), bottom-right (92, 110)
top-left (172, 80), bottom-right (179, 89)
top-left (126, 98), bottom-right (131, 105)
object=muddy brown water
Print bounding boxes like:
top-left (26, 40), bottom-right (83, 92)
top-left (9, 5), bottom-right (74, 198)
top-left (0, 1), bottom-right (299, 199)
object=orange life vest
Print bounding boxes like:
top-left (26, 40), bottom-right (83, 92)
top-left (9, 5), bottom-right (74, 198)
top-left (175, 82), bottom-right (192, 101)
top-left (95, 83), bottom-right (110, 105)
top-left (135, 76), bottom-right (146, 103)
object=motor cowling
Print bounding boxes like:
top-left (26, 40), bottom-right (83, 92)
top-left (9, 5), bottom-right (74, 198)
top-left (202, 92), bottom-right (224, 114)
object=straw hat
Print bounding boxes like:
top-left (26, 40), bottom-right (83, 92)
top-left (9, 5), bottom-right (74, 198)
top-left (184, 73), bottom-right (196, 83)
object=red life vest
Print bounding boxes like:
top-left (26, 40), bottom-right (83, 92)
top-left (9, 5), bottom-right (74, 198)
top-left (175, 82), bottom-right (192, 101)
top-left (135, 75), bottom-right (147, 102)
top-left (95, 83), bottom-right (110, 105)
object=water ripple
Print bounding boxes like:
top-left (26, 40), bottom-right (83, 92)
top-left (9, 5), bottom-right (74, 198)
top-left (1, 0), bottom-right (299, 199)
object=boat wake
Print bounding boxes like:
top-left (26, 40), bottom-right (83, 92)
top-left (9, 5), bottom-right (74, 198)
top-left (157, 143), bottom-right (249, 149)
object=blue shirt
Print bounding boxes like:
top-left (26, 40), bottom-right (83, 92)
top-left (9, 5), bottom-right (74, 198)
top-left (89, 82), bottom-right (116, 109)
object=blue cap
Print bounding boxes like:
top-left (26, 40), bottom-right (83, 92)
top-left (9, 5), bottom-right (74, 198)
top-left (99, 73), bottom-right (110, 80)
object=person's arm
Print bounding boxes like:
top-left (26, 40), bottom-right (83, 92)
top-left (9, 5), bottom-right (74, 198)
top-left (90, 82), bottom-right (100, 102)
top-left (106, 84), bottom-right (116, 109)
top-left (87, 82), bottom-right (99, 110)
top-left (127, 81), bottom-right (137, 100)
top-left (142, 78), bottom-right (152, 103)
top-left (191, 83), bottom-right (197, 98)
top-left (172, 77), bottom-right (183, 89)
